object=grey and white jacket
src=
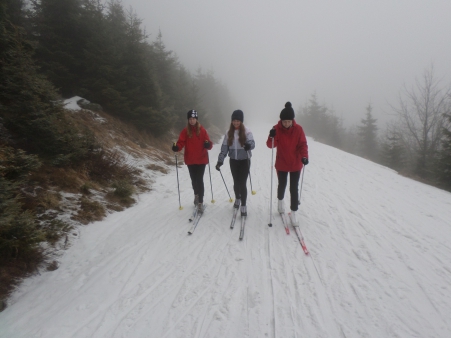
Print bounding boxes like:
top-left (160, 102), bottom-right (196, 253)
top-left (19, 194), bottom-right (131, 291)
top-left (217, 127), bottom-right (255, 163)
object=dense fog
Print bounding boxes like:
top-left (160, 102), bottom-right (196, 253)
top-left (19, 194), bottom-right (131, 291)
top-left (122, 0), bottom-right (451, 126)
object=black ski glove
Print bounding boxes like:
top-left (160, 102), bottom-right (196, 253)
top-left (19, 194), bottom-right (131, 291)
top-left (204, 141), bottom-right (211, 149)
top-left (243, 142), bottom-right (251, 151)
top-left (302, 157), bottom-right (309, 165)
top-left (269, 128), bottom-right (276, 138)
top-left (172, 143), bottom-right (179, 152)
top-left (215, 162), bottom-right (223, 171)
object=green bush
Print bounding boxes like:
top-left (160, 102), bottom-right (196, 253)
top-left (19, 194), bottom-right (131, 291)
top-left (112, 179), bottom-right (135, 199)
top-left (0, 145), bottom-right (43, 261)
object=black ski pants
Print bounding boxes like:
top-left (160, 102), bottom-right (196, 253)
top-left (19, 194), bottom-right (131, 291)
top-left (277, 170), bottom-right (301, 211)
top-left (229, 159), bottom-right (250, 206)
top-left (187, 164), bottom-right (206, 203)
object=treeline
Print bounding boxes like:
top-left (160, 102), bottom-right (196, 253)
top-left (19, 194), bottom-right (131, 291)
top-left (7, 0), bottom-right (232, 133)
top-left (0, 0), bottom-right (232, 304)
top-left (298, 67), bottom-right (451, 191)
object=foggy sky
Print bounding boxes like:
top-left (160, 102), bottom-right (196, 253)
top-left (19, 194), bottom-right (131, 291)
top-left (122, 0), bottom-right (451, 127)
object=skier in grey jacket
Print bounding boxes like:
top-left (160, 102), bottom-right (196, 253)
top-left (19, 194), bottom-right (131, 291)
top-left (216, 110), bottom-right (255, 216)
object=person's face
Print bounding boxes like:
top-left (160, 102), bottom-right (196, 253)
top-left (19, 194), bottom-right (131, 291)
top-left (232, 120), bottom-right (241, 128)
top-left (282, 120), bottom-right (293, 128)
top-left (188, 117), bottom-right (197, 125)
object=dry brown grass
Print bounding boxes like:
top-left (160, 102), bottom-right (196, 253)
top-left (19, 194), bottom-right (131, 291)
top-left (42, 219), bottom-right (73, 245)
top-left (28, 165), bottom-right (85, 192)
top-left (146, 163), bottom-right (169, 174)
top-left (72, 197), bottom-right (106, 225)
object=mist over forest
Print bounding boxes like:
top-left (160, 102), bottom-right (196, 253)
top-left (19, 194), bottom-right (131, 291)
top-left (118, 0), bottom-right (451, 186)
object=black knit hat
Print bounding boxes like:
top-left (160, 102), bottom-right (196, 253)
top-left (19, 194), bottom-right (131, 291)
top-left (231, 110), bottom-right (244, 122)
top-left (187, 109), bottom-right (198, 119)
top-left (280, 102), bottom-right (295, 120)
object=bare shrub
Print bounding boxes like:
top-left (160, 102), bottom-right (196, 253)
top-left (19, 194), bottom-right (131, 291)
top-left (86, 150), bottom-right (139, 183)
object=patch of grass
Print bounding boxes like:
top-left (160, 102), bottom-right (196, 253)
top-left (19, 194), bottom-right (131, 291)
top-left (46, 261), bottom-right (59, 271)
top-left (41, 219), bottom-right (72, 245)
top-left (106, 203), bottom-right (124, 212)
top-left (20, 188), bottom-right (61, 213)
top-left (40, 191), bottom-right (62, 210)
top-left (80, 182), bottom-right (95, 195)
top-left (106, 180), bottom-right (136, 207)
top-left (146, 163), bottom-right (169, 174)
top-left (112, 180), bottom-right (135, 198)
top-left (28, 166), bottom-right (83, 193)
top-left (72, 197), bottom-right (106, 225)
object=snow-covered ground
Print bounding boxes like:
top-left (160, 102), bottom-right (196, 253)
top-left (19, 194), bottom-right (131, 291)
top-left (1, 124), bottom-right (451, 338)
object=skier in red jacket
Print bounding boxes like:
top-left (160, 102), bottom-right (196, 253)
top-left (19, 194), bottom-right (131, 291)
top-left (266, 102), bottom-right (308, 226)
top-left (172, 110), bottom-right (213, 213)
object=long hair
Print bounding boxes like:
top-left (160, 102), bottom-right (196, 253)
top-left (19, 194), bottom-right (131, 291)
top-left (227, 122), bottom-right (246, 147)
top-left (186, 120), bottom-right (201, 138)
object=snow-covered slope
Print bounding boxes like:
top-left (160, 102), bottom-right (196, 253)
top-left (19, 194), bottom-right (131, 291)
top-left (1, 124), bottom-right (451, 338)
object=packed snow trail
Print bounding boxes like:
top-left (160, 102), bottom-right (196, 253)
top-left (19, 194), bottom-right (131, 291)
top-left (1, 125), bottom-right (451, 338)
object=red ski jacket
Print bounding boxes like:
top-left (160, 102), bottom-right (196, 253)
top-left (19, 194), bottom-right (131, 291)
top-left (176, 125), bottom-right (213, 165)
top-left (266, 120), bottom-right (308, 172)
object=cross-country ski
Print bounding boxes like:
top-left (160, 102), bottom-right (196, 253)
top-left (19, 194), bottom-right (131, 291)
top-left (279, 212), bottom-right (290, 234)
top-left (230, 207), bottom-right (239, 229)
top-left (239, 215), bottom-right (247, 240)
top-left (188, 205), bottom-right (207, 235)
top-left (291, 222), bottom-right (309, 255)
top-left (188, 206), bottom-right (197, 222)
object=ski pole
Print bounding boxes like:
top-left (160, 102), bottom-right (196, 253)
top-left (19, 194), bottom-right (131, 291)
top-left (298, 166), bottom-right (305, 205)
top-left (247, 150), bottom-right (256, 195)
top-left (174, 150), bottom-right (183, 210)
top-left (268, 137), bottom-right (274, 227)
top-left (218, 168), bottom-right (233, 202)
top-left (206, 149), bottom-right (215, 203)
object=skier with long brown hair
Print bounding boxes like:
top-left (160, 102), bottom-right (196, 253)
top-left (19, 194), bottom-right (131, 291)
top-left (215, 110), bottom-right (255, 216)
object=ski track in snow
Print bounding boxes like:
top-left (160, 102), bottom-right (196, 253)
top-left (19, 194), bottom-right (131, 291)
top-left (1, 125), bottom-right (451, 338)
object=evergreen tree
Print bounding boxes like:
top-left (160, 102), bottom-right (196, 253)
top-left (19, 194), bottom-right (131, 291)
top-left (299, 93), bottom-right (328, 140)
top-left (31, 0), bottom-right (91, 97)
top-left (0, 1), bottom-right (44, 292)
top-left (0, 0), bottom-right (94, 162)
top-left (326, 110), bottom-right (345, 149)
top-left (172, 65), bottom-right (196, 128)
top-left (151, 30), bottom-right (177, 104)
top-left (436, 114), bottom-right (451, 190)
top-left (299, 93), bottom-right (344, 147)
top-left (0, 145), bottom-right (43, 262)
top-left (4, 0), bottom-right (26, 27)
top-left (380, 124), bottom-right (406, 172)
top-left (357, 104), bottom-right (379, 161)
top-left (25, 0), bottom-right (231, 136)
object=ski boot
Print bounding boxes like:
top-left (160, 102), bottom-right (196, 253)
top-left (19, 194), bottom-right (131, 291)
top-left (240, 205), bottom-right (247, 217)
top-left (234, 198), bottom-right (241, 209)
top-left (290, 210), bottom-right (299, 227)
top-left (278, 199), bottom-right (285, 213)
